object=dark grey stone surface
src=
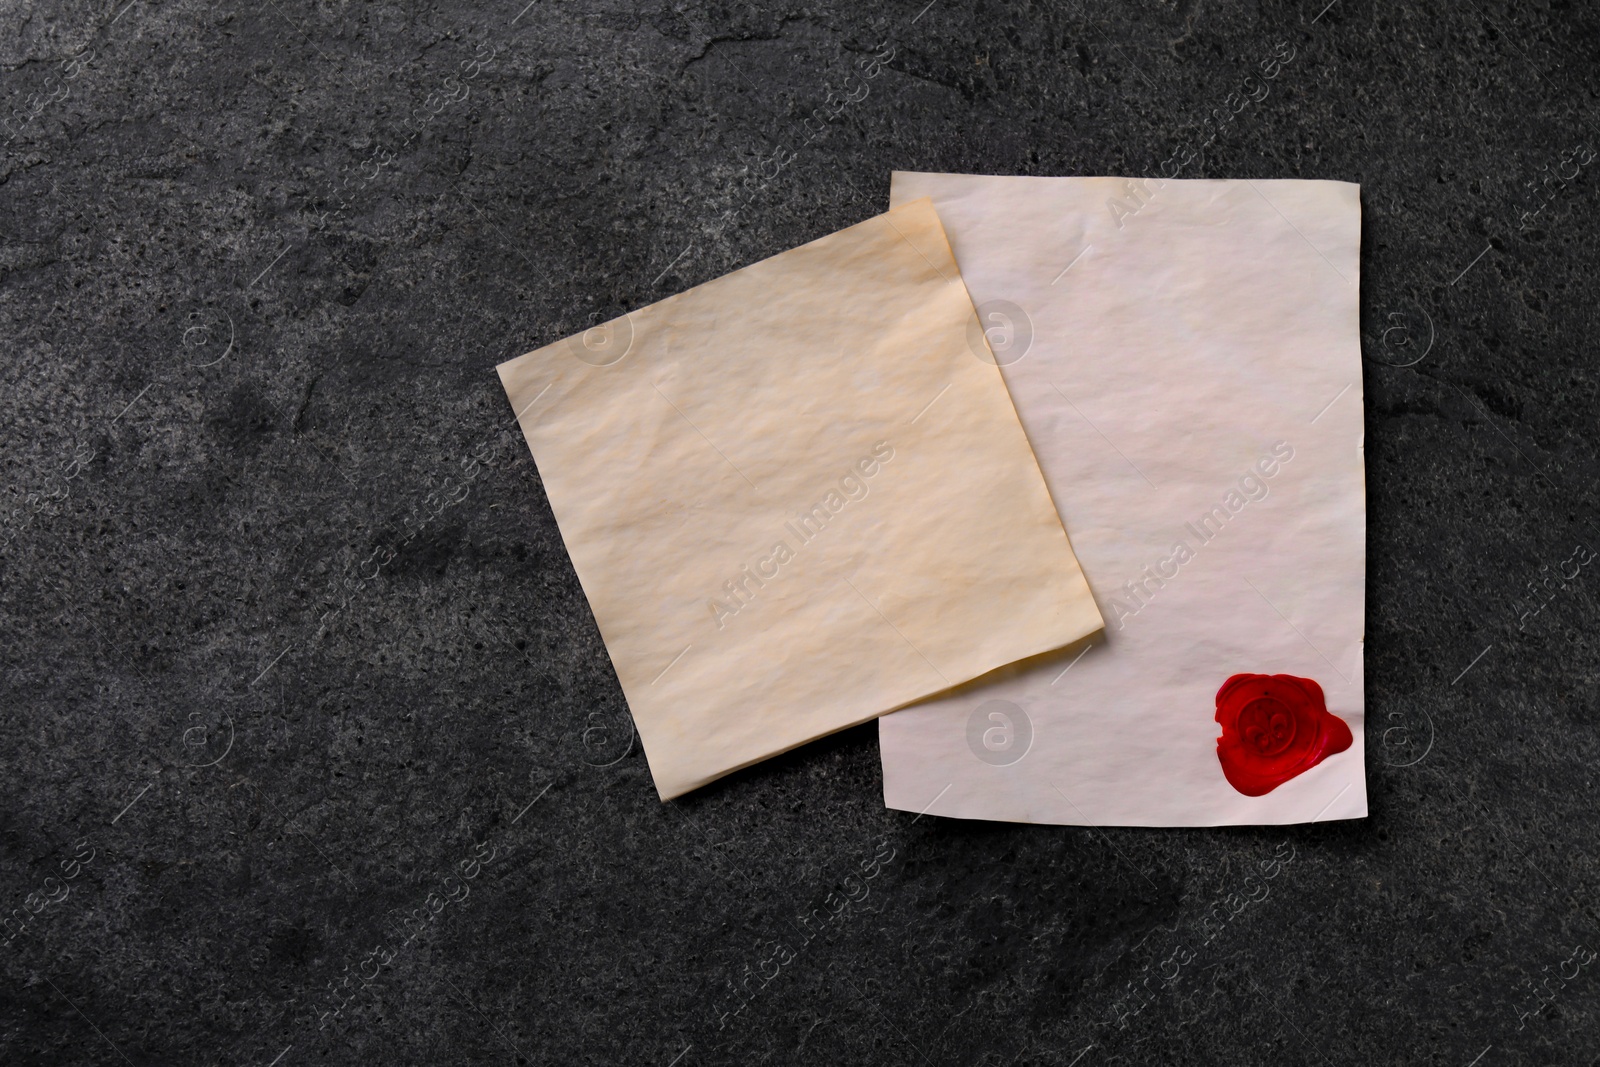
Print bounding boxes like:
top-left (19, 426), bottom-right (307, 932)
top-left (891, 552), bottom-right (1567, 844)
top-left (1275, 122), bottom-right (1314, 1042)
top-left (2, 1), bottom-right (1598, 1064)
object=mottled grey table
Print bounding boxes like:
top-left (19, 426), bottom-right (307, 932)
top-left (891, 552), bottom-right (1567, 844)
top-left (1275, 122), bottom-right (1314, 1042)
top-left (3, 2), bottom-right (1597, 1064)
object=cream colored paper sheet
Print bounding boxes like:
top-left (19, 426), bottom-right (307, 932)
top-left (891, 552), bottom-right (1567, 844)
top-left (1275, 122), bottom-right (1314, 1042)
top-left (881, 174), bottom-right (1366, 825)
top-left (498, 198), bottom-right (1104, 800)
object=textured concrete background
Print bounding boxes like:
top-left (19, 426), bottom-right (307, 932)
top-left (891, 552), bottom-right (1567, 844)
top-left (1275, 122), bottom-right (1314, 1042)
top-left (2, 1), bottom-right (1598, 1064)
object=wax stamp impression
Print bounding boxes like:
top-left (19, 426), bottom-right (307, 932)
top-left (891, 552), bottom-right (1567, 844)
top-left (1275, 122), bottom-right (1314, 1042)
top-left (1214, 674), bottom-right (1352, 796)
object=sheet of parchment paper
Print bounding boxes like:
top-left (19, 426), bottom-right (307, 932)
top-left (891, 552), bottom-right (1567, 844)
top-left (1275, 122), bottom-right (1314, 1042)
top-left (881, 174), bottom-right (1366, 825)
top-left (498, 197), bottom-right (1104, 800)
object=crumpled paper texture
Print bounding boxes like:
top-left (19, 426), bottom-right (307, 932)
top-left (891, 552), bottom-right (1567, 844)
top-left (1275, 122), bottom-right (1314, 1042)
top-left (881, 174), bottom-right (1366, 825)
top-left (498, 197), bottom-right (1103, 800)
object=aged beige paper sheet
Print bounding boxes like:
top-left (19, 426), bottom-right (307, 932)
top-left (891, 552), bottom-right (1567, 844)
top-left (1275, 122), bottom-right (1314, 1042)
top-left (498, 198), bottom-right (1103, 799)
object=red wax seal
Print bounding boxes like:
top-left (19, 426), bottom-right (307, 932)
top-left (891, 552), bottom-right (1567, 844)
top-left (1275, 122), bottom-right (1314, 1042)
top-left (1214, 674), bottom-right (1352, 796)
